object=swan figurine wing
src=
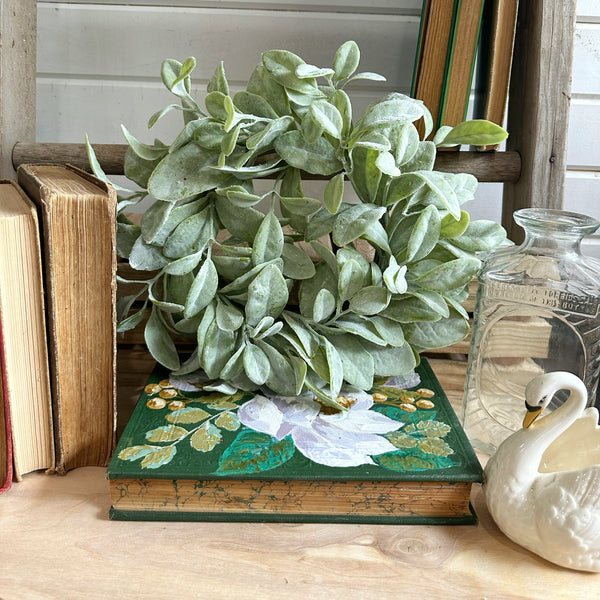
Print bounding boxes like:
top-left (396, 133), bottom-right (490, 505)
top-left (533, 467), bottom-right (600, 571)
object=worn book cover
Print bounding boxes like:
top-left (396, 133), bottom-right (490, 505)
top-left (108, 358), bottom-right (482, 524)
top-left (0, 181), bottom-right (54, 483)
top-left (17, 165), bottom-right (117, 474)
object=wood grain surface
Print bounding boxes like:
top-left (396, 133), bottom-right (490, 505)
top-left (0, 352), bottom-right (598, 599)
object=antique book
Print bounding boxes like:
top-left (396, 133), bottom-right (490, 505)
top-left (108, 358), bottom-right (482, 524)
top-left (17, 165), bottom-right (117, 474)
top-left (0, 181), bottom-right (54, 485)
top-left (412, 0), bottom-right (460, 137)
top-left (474, 0), bottom-right (519, 149)
top-left (437, 0), bottom-right (486, 128)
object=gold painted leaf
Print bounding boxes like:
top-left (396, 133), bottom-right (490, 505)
top-left (385, 431), bottom-right (417, 448)
top-left (215, 411), bottom-right (240, 431)
top-left (418, 437), bottom-right (454, 457)
top-left (404, 420), bottom-right (451, 438)
top-left (145, 425), bottom-right (188, 443)
top-left (140, 445), bottom-right (176, 469)
top-left (190, 423), bottom-right (222, 452)
top-left (166, 407), bottom-right (210, 424)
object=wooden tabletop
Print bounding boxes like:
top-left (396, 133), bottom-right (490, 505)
top-left (1, 352), bottom-right (597, 599)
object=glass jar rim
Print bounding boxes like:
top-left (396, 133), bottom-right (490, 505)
top-left (513, 208), bottom-right (600, 235)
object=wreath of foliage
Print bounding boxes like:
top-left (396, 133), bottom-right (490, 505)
top-left (87, 41), bottom-right (507, 410)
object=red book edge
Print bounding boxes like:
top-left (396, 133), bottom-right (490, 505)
top-left (0, 308), bottom-right (13, 494)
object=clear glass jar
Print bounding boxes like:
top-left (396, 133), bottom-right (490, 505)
top-left (461, 208), bottom-right (600, 454)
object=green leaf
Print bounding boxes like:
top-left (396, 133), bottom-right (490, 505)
top-left (332, 203), bottom-right (386, 246)
top-left (215, 195), bottom-right (263, 244)
top-left (216, 301), bottom-right (244, 331)
top-left (243, 342), bottom-right (271, 385)
top-left (326, 333), bottom-right (374, 390)
top-left (324, 172), bottom-right (345, 214)
top-left (412, 257), bottom-right (481, 292)
top-left (374, 447), bottom-right (455, 471)
top-left (362, 340), bottom-right (417, 377)
top-left (145, 425), bottom-right (188, 443)
top-left (451, 220), bottom-right (507, 252)
top-left (163, 207), bottom-right (216, 259)
top-left (330, 89), bottom-right (353, 137)
top-left (214, 429), bottom-right (295, 475)
top-left (279, 195), bottom-right (321, 216)
top-left (436, 119), bottom-right (508, 147)
top-left (333, 40), bottom-right (360, 81)
top-left (201, 321), bottom-right (237, 379)
top-left (252, 211), bottom-right (284, 266)
top-left (338, 259), bottom-right (365, 301)
top-left (440, 210), bottom-right (470, 239)
top-left (255, 341), bottom-right (298, 396)
top-left (193, 120), bottom-right (226, 149)
top-left (405, 204), bottom-right (441, 262)
top-left (309, 100), bottom-right (343, 139)
top-left (144, 307), bottom-right (180, 370)
top-left (281, 242), bottom-right (316, 279)
top-left (262, 49), bottom-right (319, 93)
top-left (233, 90), bottom-right (279, 119)
top-left (148, 143), bottom-right (233, 202)
top-left (128, 236), bottom-right (169, 271)
top-left (140, 200), bottom-right (174, 244)
top-left (207, 61), bottom-right (229, 95)
top-left (335, 314), bottom-right (386, 346)
top-left (247, 64), bottom-right (291, 117)
top-left (349, 286), bottom-right (391, 315)
top-left (321, 336), bottom-right (344, 397)
top-left (245, 263), bottom-right (289, 326)
top-left (404, 307), bottom-right (469, 352)
top-left (299, 262), bottom-right (337, 320)
top-left (375, 151), bottom-right (401, 177)
top-left (274, 130), bottom-right (342, 176)
top-left (184, 256), bottom-right (218, 318)
top-left (296, 64), bottom-right (335, 79)
top-left (312, 288), bottom-right (336, 322)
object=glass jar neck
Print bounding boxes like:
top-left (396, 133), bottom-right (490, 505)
top-left (514, 209), bottom-right (600, 256)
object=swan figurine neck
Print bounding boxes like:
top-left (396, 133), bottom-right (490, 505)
top-left (484, 371), bottom-right (600, 572)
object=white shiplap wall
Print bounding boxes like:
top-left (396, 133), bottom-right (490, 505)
top-left (36, 1), bottom-right (599, 234)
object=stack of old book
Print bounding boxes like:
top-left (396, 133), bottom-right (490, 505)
top-left (0, 165), bottom-right (117, 494)
top-left (412, 0), bottom-right (519, 147)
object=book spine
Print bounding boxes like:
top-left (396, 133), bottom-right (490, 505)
top-left (0, 308), bottom-right (13, 492)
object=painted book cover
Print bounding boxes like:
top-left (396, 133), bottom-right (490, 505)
top-left (108, 358), bottom-right (482, 524)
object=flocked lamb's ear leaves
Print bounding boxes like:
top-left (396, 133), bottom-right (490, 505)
top-left (309, 100), bottom-right (344, 140)
top-left (348, 286), bottom-right (391, 316)
top-left (245, 263), bottom-right (289, 327)
top-left (299, 262), bottom-right (337, 320)
top-left (163, 206), bottom-right (216, 259)
top-left (128, 236), bottom-right (169, 271)
top-left (404, 307), bottom-right (469, 352)
top-left (262, 49), bottom-right (320, 94)
top-left (207, 61), bottom-right (229, 95)
top-left (243, 342), bottom-right (271, 386)
top-left (410, 257), bottom-right (481, 292)
top-left (281, 242), bottom-right (316, 279)
top-left (215, 195), bottom-right (263, 244)
top-left (201, 321), bottom-right (238, 379)
top-left (326, 333), bottom-right (374, 390)
top-left (324, 172), bottom-right (345, 214)
top-left (184, 256), bottom-right (219, 318)
top-left (246, 64), bottom-right (291, 117)
top-left (148, 143), bottom-right (234, 202)
top-left (333, 40), bottom-right (360, 82)
top-left (140, 200), bottom-right (173, 244)
top-left (144, 306), bottom-right (180, 370)
top-left (435, 119), bottom-right (508, 147)
top-left (312, 288), bottom-right (336, 322)
top-left (252, 211), bottom-right (284, 266)
top-left (274, 130), bottom-right (343, 175)
top-left (255, 341), bottom-right (298, 396)
top-left (362, 340), bottom-right (417, 377)
top-left (451, 220), bottom-right (507, 252)
top-left (216, 301), bottom-right (244, 332)
top-left (332, 203), bottom-right (386, 247)
top-left (338, 259), bottom-right (365, 302)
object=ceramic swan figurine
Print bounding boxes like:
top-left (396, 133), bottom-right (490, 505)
top-left (484, 371), bottom-right (600, 572)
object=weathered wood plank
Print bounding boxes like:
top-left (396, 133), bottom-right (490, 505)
top-left (0, 0), bottom-right (36, 178)
top-left (502, 0), bottom-right (577, 241)
top-left (12, 142), bottom-right (521, 183)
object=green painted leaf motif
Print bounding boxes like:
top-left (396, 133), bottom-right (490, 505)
top-left (166, 407), bottom-right (210, 424)
top-left (333, 40), bottom-right (360, 81)
top-left (309, 100), bottom-right (343, 139)
top-left (214, 429), bottom-right (295, 475)
top-left (348, 286), bottom-right (390, 316)
top-left (140, 445), bottom-right (177, 469)
top-left (282, 242), bottom-right (316, 280)
top-left (252, 211), bottom-right (284, 266)
top-left (145, 425), bottom-right (189, 443)
top-left (148, 143), bottom-right (233, 202)
top-left (332, 203), bottom-right (386, 247)
top-left (324, 172), bottom-right (345, 214)
top-left (274, 130), bottom-right (342, 176)
top-left (386, 431), bottom-right (418, 449)
top-left (184, 256), bottom-right (218, 318)
top-left (243, 342), bottom-right (271, 385)
top-left (144, 307), bottom-right (180, 370)
top-left (190, 422), bottom-right (222, 452)
top-left (374, 447), bottom-right (455, 471)
top-left (245, 263), bottom-right (289, 326)
top-left (418, 437), bottom-right (454, 457)
top-left (118, 445), bottom-right (159, 462)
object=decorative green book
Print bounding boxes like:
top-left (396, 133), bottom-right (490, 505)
top-left (108, 358), bottom-right (482, 524)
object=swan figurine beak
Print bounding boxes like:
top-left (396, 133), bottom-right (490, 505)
top-left (523, 402), bottom-right (543, 428)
